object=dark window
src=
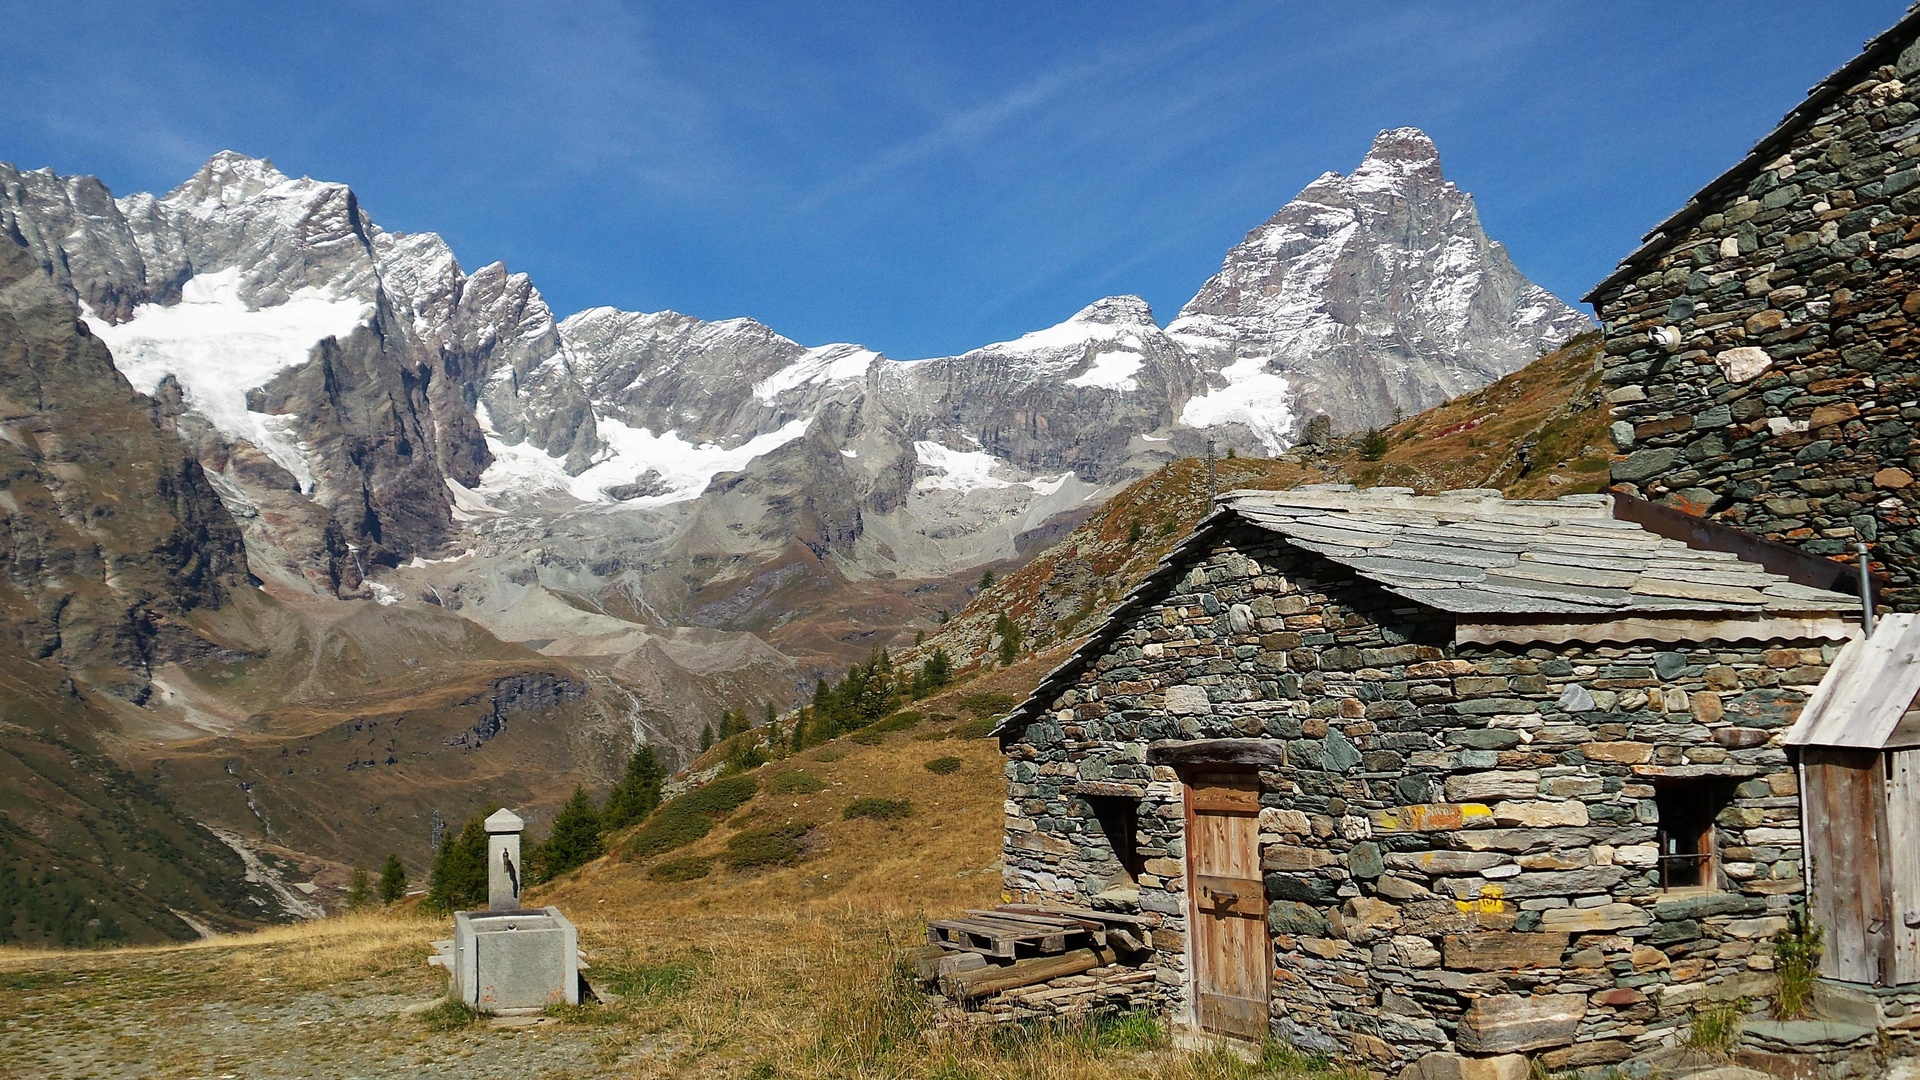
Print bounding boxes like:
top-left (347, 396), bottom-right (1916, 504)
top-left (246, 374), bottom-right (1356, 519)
top-left (1654, 780), bottom-right (1733, 889)
top-left (1085, 796), bottom-right (1145, 881)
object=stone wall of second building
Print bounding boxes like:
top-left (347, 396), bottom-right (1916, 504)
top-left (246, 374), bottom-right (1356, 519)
top-left (1592, 51), bottom-right (1920, 609)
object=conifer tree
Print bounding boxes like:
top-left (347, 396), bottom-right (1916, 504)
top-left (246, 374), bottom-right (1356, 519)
top-left (345, 864), bottom-right (372, 911)
top-left (378, 854), bottom-right (408, 904)
top-left (602, 745), bottom-right (665, 832)
top-left (700, 723), bottom-right (715, 752)
top-left (427, 817), bottom-right (489, 912)
top-left (995, 614), bottom-right (1022, 666)
top-left (531, 788), bottom-right (603, 883)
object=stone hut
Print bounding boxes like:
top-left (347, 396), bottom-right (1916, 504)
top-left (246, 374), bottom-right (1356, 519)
top-left (996, 487), bottom-right (1860, 1071)
top-left (1585, 7), bottom-right (1920, 611)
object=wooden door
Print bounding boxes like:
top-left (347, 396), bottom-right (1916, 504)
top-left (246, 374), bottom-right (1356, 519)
top-left (1802, 748), bottom-right (1894, 983)
top-left (1184, 768), bottom-right (1269, 1039)
top-left (1887, 750), bottom-right (1920, 984)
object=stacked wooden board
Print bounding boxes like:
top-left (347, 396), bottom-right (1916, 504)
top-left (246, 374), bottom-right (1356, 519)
top-left (917, 904), bottom-right (1157, 1001)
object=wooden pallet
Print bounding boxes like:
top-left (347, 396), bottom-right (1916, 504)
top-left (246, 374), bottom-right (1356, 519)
top-left (926, 905), bottom-right (1156, 959)
top-left (926, 912), bottom-right (1091, 957)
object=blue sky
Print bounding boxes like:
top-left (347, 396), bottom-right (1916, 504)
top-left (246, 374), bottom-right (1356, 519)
top-left (1, 1), bottom-right (1909, 357)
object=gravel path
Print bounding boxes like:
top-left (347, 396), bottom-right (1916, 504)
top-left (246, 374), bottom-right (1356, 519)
top-left (0, 954), bottom-right (648, 1080)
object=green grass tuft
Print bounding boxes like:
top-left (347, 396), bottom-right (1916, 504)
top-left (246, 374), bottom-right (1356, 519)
top-left (844, 797), bottom-right (913, 822)
top-left (769, 770), bottom-right (827, 794)
top-left (922, 756), bottom-right (961, 775)
top-left (600, 956), bottom-right (704, 1002)
top-left (416, 1000), bottom-right (483, 1032)
top-left (1684, 998), bottom-right (1747, 1058)
top-left (647, 856), bottom-right (714, 883)
top-left (722, 822), bottom-right (812, 870)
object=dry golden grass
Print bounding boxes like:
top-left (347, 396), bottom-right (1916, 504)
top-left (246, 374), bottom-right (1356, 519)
top-left (0, 715), bottom-right (1363, 1079)
top-left (542, 715), bottom-right (1009, 922)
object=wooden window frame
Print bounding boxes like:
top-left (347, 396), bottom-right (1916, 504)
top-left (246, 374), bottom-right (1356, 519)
top-left (1653, 778), bottom-right (1730, 892)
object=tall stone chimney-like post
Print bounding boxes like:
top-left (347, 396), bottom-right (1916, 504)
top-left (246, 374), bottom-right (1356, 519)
top-left (484, 808), bottom-right (525, 911)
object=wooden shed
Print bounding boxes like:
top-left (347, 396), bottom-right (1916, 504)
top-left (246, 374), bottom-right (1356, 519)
top-left (1786, 613), bottom-right (1920, 987)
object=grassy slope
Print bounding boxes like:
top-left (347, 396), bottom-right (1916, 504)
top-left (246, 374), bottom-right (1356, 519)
top-left (0, 670), bottom-right (1357, 1079)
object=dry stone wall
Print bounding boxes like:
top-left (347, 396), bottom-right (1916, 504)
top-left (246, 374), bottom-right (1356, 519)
top-left (1002, 522), bottom-right (1835, 1071)
top-left (1592, 44), bottom-right (1920, 611)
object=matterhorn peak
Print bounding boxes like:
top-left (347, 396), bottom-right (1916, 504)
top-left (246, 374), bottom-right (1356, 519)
top-left (1349, 127), bottom-right (1445, 185)
top-left (1168, 126), bottom-right (1590, 436)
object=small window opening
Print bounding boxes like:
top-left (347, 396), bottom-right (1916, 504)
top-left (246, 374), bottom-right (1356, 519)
top-left (1085, 795), bottom-right (1146, 882)
top-left (1653, 780), bottom-right (1733, 890)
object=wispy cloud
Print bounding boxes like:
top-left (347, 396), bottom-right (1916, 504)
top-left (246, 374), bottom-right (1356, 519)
top-left (800, 1), bottom-right (1277, 211)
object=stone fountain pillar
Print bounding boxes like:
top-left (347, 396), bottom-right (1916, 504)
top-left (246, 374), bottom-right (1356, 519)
top-left (485, 808), bottom-right (524, 911)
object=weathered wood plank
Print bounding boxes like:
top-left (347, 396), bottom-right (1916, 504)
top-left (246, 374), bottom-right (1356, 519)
top-left (1147, 738), bottom-right (1285, 767)
top-left (1803, 749), bottom-right (1890, 983)
top-left (940, 946), bottom-right (1116, 1000)
top-left (1458, 615), bottom-right (1859, 648)
top-left (1887, 750), bottom-right (1920, 984)
top-left (997, 903), bottom-right (1159, 927)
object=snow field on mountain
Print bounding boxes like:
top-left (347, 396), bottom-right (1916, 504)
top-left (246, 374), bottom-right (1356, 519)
top-left (477, 404), bottom-right (811, 506)
top-left (751, 343), bottom-right (878, 404)
top-left (912, 441), bottom-right (1072, 495)
top-left (83, 268), bottom-right (372, 492)
top-left (1064, 350), bottom-right (1145, 391)
top-left (1176, 355), bottom-right (1296, 452)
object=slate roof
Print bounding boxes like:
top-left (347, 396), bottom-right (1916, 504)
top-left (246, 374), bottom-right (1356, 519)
top-left (998, 487), bottom-right (1858, 741)
top-left (1220, 487), bottom-right (1856, 617)
top-left (1584, 7), bottom-right (1920, 303)
top-left (1787, 612), bottom-right (1920, 749)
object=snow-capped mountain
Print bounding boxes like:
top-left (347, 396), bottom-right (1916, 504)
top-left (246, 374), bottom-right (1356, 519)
top-left (1170, 128), bottom-right (1591, 435)
top-left (0, 129), bottom-right (1586, 757)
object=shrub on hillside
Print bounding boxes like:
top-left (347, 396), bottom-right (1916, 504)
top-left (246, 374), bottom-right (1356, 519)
top-left (923, 756), bottom-right (961, 775)
top-left (722, 822), bottom-right (811, 870)
top-left (618, 775), bottom-right (760, 861)
top-left (769, 770), bottom-right (826, 795)
top-left (956, 692), bottom-right (1015, 719)
top-left (853, 711), bottom-right (920, 744)
top-left (844, 798), bottom-right (913, 822)
top-left (954, 718), bottom-right (996, 739)
top-left (647, 856), bottom-right (714, 883)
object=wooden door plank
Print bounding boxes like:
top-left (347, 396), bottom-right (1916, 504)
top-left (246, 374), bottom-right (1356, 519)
top-left (1805, 750), bottom-right (1890, 983)
top-left (1189, 784), bottom-right (1261, 814)
top-left (1198, 991), bottom-right (1268, 1040)
top-left (1192, 874), bottom-right (1264, 917)
top-left (1888, 751), bottom-right (1920, 984)
top-left (1185, 769), bottom-right (1270, 1040)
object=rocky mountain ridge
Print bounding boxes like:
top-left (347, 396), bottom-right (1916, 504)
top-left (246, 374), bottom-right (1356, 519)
top-left (0, 130), bottom-right (1590, 931)
top-left (0, 127), bottom-right (1586, 785)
